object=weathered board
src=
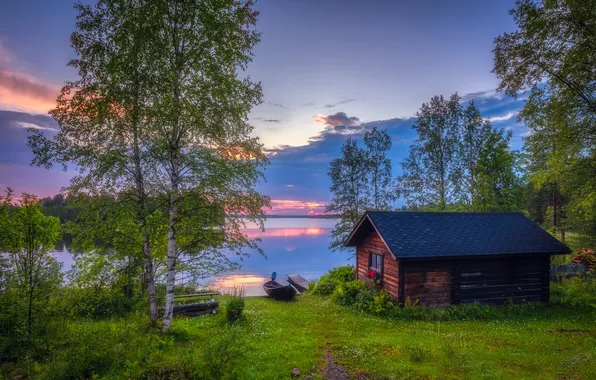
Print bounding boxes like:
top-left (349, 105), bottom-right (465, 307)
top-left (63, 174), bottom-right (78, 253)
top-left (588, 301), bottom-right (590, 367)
top-left (287, 274), bottom-right (309, 293)
top-left (356, 232), bottom-right (399, 300)
top-left (452, 255), bottom-right (550, 305)
top-left (173, 301), bottom-right (219, 317)
top-left (401, 262), bottom-right (452, 307)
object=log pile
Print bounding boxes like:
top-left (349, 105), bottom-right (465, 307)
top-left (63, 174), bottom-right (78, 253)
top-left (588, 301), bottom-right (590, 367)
top-left (571, 249), bottom-right (595, 272)
top-left (173, 301), bottom-right (219, 317)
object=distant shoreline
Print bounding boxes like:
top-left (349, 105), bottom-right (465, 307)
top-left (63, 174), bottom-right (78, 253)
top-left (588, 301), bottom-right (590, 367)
top-left (264, 214), bottom-right (339, 219)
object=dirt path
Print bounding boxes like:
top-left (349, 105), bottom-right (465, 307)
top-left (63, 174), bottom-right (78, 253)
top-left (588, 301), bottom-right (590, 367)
top-left (312, 303), bottom-right (366, 380)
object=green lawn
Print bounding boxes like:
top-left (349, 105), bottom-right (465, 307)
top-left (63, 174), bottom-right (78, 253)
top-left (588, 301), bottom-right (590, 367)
top-left (173, 295), bottom-right (595, 379)
top-left (7, 293), bottom-right (596, 379)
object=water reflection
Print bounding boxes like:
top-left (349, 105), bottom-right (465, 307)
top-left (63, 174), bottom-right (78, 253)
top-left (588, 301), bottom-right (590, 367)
top-left (52, 218), bottom-right (354, 296)
top-left (242, 227), bottom-right (327, 238)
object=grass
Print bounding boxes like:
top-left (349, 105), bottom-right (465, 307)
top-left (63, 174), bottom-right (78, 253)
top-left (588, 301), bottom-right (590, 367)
top-left (4, 292), bottom-right (596, 379)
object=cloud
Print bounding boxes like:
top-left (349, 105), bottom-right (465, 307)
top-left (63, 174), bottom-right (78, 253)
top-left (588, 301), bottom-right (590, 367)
top-left (285, 184), bottom-right (296, 188)
top-left (486, 111), bottom-right (518, 123)
top-left (461, 89), bottom-right (505, 102)
top-left (15, 121), bottom-right (58, 131)
top-left (265, 101), bottom-right (288, 109)
top-left (313, 112), bottom-right (360, 128)
top-left (263, 119), bottom-right (281, 123)
top-left (0, 42), bottom-right (60, 114)
top-left (324, 98), bottom-right (356, 108)
top-left (267, 199), bottom-right (328, 215)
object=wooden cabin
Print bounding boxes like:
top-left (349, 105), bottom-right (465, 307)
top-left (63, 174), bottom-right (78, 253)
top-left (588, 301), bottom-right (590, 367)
top-left (345, 211), bottom-right (571, 306)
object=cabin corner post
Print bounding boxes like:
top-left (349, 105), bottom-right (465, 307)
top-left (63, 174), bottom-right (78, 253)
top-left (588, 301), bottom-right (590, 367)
top-left (541, 254), bottom-right (551, 303)
top-left (450, 260), bottom-right (461, 305)
top-left (398, 262), bottom-right (405, 304)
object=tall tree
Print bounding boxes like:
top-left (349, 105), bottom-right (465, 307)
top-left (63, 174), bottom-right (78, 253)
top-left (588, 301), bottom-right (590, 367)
top-left (28, 0), bottom-right (162, 321)
top-left (397, 94), bottom-right (461, 211)
top-left (494, 0), bottom-right (596, 246)
top-left (0, 193), bottom-right (62, 337)
top-left (456, 102), bottom-right (496, 209)
top-left (364, 127), bottom-right (394, 210)
top-left (474, 129), bottom-right (524, 212)
top-left (326, 137), bottom-right (369, 251)
top-left (145, 0), bottom-right (268, 331)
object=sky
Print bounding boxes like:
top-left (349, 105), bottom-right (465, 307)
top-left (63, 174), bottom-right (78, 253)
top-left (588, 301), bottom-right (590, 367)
top-left (0, 0), bottom-right (527, 214)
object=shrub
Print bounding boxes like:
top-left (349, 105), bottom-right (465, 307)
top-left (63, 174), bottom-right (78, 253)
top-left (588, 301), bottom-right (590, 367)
top-left (194, 325), bottom-right (246, 380)
top-left (553, 276), bottom-right (596, 308)
top-left (370, 291), bottom-right (394, 316)
top-left (225, 285), bottom-right (246, 323)
top-left (312, 266), bottom-right (355, 295)
top-left (408, 343), bottom-right (429, 363)
top-left (333, 280), bottom-right (368, 307)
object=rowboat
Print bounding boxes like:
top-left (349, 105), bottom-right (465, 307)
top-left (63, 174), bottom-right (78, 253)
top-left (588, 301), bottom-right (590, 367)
top-left (263, 272), bottom-right (297, 301)
top-left (287, 274), bottom-right (309, 293)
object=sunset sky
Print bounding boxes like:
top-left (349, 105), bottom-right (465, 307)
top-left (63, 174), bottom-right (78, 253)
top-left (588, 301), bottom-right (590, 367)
top-left (0, 0), bottom-right (526, 214)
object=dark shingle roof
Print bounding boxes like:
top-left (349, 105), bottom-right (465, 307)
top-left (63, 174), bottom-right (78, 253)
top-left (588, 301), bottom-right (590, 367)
top-left (345, 211), bottom-right (571, 259)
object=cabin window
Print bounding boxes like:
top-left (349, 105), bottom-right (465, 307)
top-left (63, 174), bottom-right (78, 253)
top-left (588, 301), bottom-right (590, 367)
top-left (369, 253), bottom-right (383, 272)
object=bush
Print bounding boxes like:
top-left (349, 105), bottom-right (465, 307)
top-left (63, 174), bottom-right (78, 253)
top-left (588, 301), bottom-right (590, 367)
top-left (312, 266), bottom-right (355, 295)
top-left (408, 343), bottom-right (429, 363)
top-left (225, 285), bottom-right (246, 323)
top-left (332, 279), bottom-right (368, 307)
top-left (41, 317), bottom-right (163, 379)
top-left (194, 325), bottom-right (246, 380)
top-left (553, 276), bottom-right (596, 308)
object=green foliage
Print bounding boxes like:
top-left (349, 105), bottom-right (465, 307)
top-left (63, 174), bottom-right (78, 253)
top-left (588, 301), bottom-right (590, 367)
top-left (327, 128), bottom-right (394, 251)
top-left (2, 294), bottom-right (596, 379)
top-left (398, 95), bottom-right (525, 212)
top-left (364, 127), bottom-right (394, 210)
top-left (312, 266), bottom-right (356, 295)
top-left (474, 129), bottom-right (524, 211)
top-left (494, 0), bottom-right (596, 248)
top-left (332, 279), bottom-right (368, 307)
top-left (397, 94), bottom-right (461, 211)
top-left (326, 137), bottom-right (370, 251)
top-left (195, 325), bottom-right (247, 380)
top-left (0, 192), bottom-right (63, 361)
top-left (225, 286), bottom-right (247, 323)
top-left (552, 277), bottom-right (596, 309)
top-left (408, 343), bottom-right (429, 363)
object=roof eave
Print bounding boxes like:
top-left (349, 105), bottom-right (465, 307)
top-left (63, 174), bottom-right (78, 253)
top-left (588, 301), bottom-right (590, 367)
top-left (344, 212), bottom-right (397, 260)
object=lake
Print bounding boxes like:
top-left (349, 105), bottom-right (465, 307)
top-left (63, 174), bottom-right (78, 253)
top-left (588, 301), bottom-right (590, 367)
top-left (53, 217), bottom-right (354, 296)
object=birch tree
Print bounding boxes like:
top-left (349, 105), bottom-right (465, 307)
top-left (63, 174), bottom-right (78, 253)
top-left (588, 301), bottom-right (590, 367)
top-left (364, 127), bottom-right (394, 210)
top-left (397, 94), bottom-right (461, 211)
top-left (144, 0), bottom-right (269, 331)
top-left (28, 0), bottom-right (163, 321)
top-left (326, 137), bottom-right (369, 251)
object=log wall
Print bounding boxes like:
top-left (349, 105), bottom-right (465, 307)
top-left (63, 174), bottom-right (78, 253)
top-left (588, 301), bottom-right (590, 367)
top-left (356, 232), bottom-right (399, 300)
top-left (452, 255), bottom-right (550, 305)
top-left (401, 255), bottom-right (551, 306)
top-left (402, 263), bottom-right (451, 307)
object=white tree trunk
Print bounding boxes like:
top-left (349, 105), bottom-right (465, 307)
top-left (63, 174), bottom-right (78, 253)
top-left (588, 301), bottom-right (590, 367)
top-left (162, 150), bottom-right (180, 332)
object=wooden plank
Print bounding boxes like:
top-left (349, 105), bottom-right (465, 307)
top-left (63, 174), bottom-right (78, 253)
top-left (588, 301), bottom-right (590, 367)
top-left (174, 292), bottom-right (220, 298)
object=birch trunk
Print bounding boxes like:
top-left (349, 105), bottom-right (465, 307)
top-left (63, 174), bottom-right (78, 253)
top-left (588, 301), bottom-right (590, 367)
top-left (162, 152), bottom-right (179, 331)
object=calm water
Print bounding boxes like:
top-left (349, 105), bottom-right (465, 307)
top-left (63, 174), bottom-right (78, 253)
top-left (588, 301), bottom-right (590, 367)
top-left (53, 217), bottom-right (354, 296)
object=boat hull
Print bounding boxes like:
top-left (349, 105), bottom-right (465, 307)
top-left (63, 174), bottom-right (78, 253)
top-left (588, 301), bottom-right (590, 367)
top-left (263, 281), bottom-right (297, 301)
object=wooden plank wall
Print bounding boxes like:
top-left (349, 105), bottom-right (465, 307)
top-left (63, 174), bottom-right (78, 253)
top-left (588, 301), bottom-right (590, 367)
top-left (356, 232), bottom-right (399, 300)
top-left (453, 255), bottom-right (550, 305)
top-left (402, 263), bottom-right (451, 307)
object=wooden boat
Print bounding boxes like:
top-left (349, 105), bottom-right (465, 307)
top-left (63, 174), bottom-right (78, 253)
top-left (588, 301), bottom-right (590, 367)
top-left (263, 272), bottom-right (297, 301)
top-left (287, 274), bottom-right (309, 293)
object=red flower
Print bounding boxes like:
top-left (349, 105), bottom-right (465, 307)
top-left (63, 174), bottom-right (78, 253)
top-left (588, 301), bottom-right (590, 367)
top-left (366, 269), bottom-right (377, 279)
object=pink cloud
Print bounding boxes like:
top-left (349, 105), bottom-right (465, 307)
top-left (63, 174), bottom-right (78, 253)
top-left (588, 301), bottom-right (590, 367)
top-left (266, 199), bottom-right (328, 215)
top-left (0, 69), bottom-right (59, 114)
top-left (0, 43), bottom-right (60, 114)
top-left (313, 112), bottom-right (360, 127)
